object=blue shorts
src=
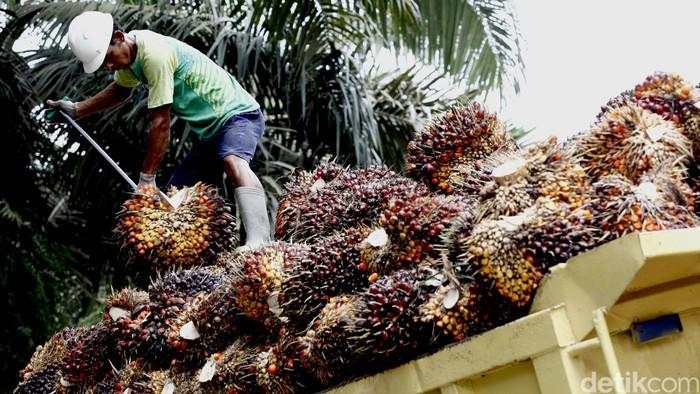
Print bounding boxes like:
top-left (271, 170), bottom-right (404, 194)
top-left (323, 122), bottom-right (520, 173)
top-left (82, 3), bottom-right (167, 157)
top-left (167, 108), bottom-right (265, 188)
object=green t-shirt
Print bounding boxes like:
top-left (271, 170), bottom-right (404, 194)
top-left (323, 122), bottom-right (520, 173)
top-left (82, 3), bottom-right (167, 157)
top-left (114, 30), bottom-right (259, 139)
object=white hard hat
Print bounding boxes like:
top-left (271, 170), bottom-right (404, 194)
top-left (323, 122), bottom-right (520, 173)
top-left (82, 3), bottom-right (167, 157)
top-left (67, 11), bottom-right (114, 73)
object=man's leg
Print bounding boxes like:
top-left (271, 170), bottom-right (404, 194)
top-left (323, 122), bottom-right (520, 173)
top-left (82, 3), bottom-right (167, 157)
top-left (215, 109), bottom-right (271, 248)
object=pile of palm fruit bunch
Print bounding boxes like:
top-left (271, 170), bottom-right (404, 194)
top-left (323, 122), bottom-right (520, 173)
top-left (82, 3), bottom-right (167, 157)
top-left (17, 74), bottom-right (700, 394)
top-left (114, 182), bottom-right (238, 269)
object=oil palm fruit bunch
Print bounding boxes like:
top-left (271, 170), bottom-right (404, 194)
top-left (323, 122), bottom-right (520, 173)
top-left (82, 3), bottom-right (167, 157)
top-left (419, 281), bottom-right (519, 342)
top-left (196, 339), bottom-right (260, 393)
top-left (300, 295), bottom-right (363, 385)
top-left (379, 195), bottom-right (474, 270)
top-left (115, 182), bottom-right (237, 269)
top-left (633, 72), bottom-right (696, 124)
top-left (103, 288), bottom-right (151, 354)
top-left (165, 282), bottom-right (244, 362)
top-left (60, 323), bottom-right (116, 388)
top-left (254, 337), bottom-right (311, 394)
top-left (452, 213), bottom-right (544, 308)
top-left (352, 269), bottom-right (439, 367)
top-left (276, 166), bottom-right (430, 241)
top-left (514, 198), bottom-right (605, 270)
top-left (405, 102), bottom-right (517, 194)
top-left (227, 243), bottom-right (308, 330)
top-left (275, 163), bottom-right (344, 239)
top-left (588, 167), bottom-right (698, 237)
top-left (16, 328), bottom-right (73, 393)
top-left (574, 101), bottom-right (691, 182)
top-left (279, 227), bottom-right (374, 327)
top-left (144, 266), bottom-right (230, 361)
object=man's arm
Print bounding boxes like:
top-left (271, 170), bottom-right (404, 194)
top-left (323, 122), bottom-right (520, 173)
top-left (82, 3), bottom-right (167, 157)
top-left (141, 104), bottom-right (171, 176)
top-left (75, 82), bottom-right (133, 118)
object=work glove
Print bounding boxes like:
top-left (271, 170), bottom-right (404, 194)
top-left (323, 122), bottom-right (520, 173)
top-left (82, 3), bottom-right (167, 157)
top-left (46, 99), bottom-right (78, 118)
top-left (137, 172), bottom-right (158, 195)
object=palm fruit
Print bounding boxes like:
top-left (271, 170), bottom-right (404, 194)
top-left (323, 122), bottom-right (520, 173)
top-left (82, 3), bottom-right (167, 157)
top-left (300, 295), bottom-right (363, 385)
top-left (196, 339), bottom-right (261, 393)
top-left (275, 163), bottom-right (344, 239)
top-left (379, 195), bottom-right (474, 270)
top-left (60, 323), bottom-right (115, 387)
top-left (115, 182), bottom-right (237, 269)
top-left (514, 198), bottom-right (605, 270)
top-left (405, 102), bottom-right (517, 194)
top-left (573, 101), bottom-right (691, 182)
top-left (165, 282), bottom-right (244, 361)
top-left (254, 338), bottom-right (311, 394)
top-left (419, 281), bottom-right (520, 342)
top-left (276, 166), bottom-right (430, 241)
top-left (144, 266), bottom-right (230, 361)
top-left (633, 72), bottom-right (696, 124)
top-left (279, 228), bottom-right (373, 328)
top-left (596, 90), bottom-right (635, 121)
top-left (16, 329), bottom-right (71, 394)
top-left (588, 167), bottom-right (698, 238)
top-left (103, 288), bottom-right (151, 354)
top-left (352, 269), bottom-right (439, 367)
top-left (452, 213), bottom-right (544, 308)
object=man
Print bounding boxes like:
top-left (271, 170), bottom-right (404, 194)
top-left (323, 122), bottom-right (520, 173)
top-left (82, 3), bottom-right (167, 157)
top-left (47, 11), bottom-right (271, 249)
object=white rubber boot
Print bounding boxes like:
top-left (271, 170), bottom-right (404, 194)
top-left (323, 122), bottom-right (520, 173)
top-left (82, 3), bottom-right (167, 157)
top-left (234, 186), bottom-right (272, 251)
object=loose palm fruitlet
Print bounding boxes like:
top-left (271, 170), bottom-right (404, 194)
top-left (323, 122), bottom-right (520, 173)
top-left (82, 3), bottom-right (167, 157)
top-left (275, 166), bottom-right (430, 241)
top-left (115, 182), bottom-right (237, 269)
top-left (103, 288), bottom-right (151, 354)
top-left (143, 266), bottom-right (230, 361)
top-left (379, 195), bottom-right (473, 270)
top-left (405, 102), bottom-right (517, 194)
top-left (514, 198), bottom-right (605, 270)
top-left (588, 167), bottom-right (698, 238)
top-left (452, 214), bottom-right (544, 308)
top-left (574, 101), bottom-right (691, 182)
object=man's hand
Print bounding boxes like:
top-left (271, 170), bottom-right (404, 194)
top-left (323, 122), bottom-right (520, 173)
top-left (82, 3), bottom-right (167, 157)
top-left (137, 172), bottom-right (158, 195)
top-left (46, 99), bottom-right (78, 118)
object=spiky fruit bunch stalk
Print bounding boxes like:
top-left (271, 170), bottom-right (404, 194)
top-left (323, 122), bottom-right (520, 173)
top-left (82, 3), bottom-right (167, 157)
top-left (103, 288), bottom-right (151, 354)
top-left (108, 365), bottom-right (174, 394)
top-left (226, 243), bottom-right (308, 330)
top-left (573, 101), bottom-right (691, 182)
top-left (279, 227), bottom-right (374, 328)
top-left (254, 338), bottom-right (310, 394)
top-left (405, 102), bottom-right (517, 194)
top-left (115, 182), bottom-right (237, 269)
top-left (143, 266), bottom-right (230, 361)
top-left (419, 281), bottom-right (520, 342)
top-left (276, 166), bottom-right (430, 241)
top-left (300, 295), bottom-right (363, 385)
top-left (514, 198), bottom-right (605, 270)
top-left (379, 195), bottom-right (473, 270)
top-left (275, 163), bottom-right (344, 239)
top-left (452, 214), bottom-right (544, 308)
top-left (588, 168), bottom-right (698, 237)
top-left (60, 323), bottom-right (115, 388)
top-left (196, 339), bottom-right (261, 393)
top-left (352, 269), bottom-right (439, 366)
